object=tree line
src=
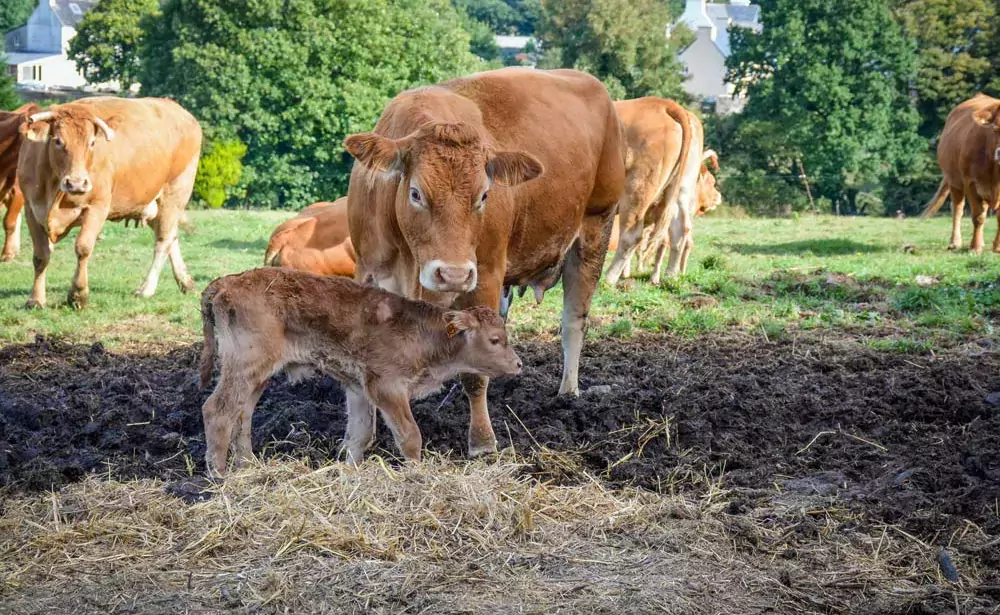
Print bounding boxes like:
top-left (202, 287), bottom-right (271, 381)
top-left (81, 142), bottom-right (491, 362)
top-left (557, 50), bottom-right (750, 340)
top-left (2, 0), bottom-right (999, 215)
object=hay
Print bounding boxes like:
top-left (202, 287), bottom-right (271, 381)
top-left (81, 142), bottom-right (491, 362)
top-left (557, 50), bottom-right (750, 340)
top-left (0, 455), bottom-right (992, 614)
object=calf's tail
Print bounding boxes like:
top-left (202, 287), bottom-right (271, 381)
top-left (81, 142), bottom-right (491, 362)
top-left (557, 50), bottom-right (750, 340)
top-left (921, 179), bottom-right (950, 219)
top-left (199, 282), bottom-right (220, 389)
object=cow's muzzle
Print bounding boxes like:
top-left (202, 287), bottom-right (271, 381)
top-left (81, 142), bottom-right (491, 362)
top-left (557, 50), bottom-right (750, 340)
top-left (61, 176), bottom-right (91, 195)
top-left (419, 260), bottom-right (477, 293)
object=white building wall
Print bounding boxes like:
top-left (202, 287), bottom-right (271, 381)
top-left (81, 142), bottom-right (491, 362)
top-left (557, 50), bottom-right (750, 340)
top-left (678, 32), bottom-right (729, 100)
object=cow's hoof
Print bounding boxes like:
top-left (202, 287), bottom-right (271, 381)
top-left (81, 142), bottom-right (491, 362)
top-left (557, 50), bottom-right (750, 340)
top-left (0, 252), bottom-right (15, 263)
top-left (134, 286), bottom-right (154, 298)
top-left (179, 277), bottom-right (196, 294)
top-left (468, 440), bottom-right (499, 458)
top-left (947, 244), bottom-right (960, 251)
top-left (24, 298), bottom-right (45, 310)
top-left (67, 290), bottom-right (89, 310)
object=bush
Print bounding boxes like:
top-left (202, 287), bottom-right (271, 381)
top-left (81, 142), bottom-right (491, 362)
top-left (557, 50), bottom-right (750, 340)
top-left (194, 139), bottom-right (247, 209)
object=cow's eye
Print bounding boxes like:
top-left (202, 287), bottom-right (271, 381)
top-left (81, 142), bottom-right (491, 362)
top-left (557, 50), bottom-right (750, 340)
top-left (54, 137), bottom-right (64, 148)
top-left (89, 138), bottom-right (95, 149)
top-left (409, 187), bottom-right (424, 207)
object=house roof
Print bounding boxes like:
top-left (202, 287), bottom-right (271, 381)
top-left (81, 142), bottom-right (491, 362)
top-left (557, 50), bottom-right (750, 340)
top-left (495, 35), bottom-right (532, 50)
top-left (52, 0), bottom-right (99, 28)
top-left (677, 1), bottom-right (762, 57)
top-left (3, 51), bottom-right (61, 65)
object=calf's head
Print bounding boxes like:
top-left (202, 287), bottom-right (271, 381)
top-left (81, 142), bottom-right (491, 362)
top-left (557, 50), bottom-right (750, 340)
top-left (973, 102), bottom-right (1000, 163)
top-left (21, 106), bottom-right (115, 196)
top-left (345, 122), bottom-right (542, 293)
top-left (444, 306), bottom-right (522, 377)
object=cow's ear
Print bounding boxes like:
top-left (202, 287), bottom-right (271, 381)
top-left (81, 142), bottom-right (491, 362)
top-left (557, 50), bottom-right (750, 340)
top-left (486, 150), bottom-right (543, 187)
top-left (443, 310), bottom-right (477, 336)
top-left (344, 132), bottom-right (408, 177)
top-left (973, 105), bottom-right (999, 128)
top-left (21, 120), bottom-right (51, 143)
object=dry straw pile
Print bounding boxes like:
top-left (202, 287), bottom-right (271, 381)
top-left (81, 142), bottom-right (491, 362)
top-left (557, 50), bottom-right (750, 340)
top-left (0, 453), bottom-right (987, 614)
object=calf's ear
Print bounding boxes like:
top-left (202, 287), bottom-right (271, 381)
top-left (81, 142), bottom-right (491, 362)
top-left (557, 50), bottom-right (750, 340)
top-left (344, 132), bottom-right (409, 177)
top-left (486, 150), bottom-right (543, 187)
top-left (443, 310), bottom-right (478, 336)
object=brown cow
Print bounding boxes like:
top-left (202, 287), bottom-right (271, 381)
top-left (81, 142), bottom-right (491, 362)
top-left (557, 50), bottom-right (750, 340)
top-left (17, 97), bottom-right (202, 309)
top-left (604, 98), bottom-right (707, 286)
top-left (263, 197), bottom-right (357, 277)
top-left (1, 103), bottom-right (41, 262)
top-left (922, 94), bottom-right (1000, 253)
top-left (343, 67), bottom-right (625, 457)
top-left (198, 267), bottom-right (522, 476)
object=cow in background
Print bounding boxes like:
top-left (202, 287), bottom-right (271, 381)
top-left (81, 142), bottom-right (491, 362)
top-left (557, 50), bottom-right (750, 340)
top-left (1, 103), bottom-right (41, 262)
top-left (264, 197), bottom-right (357, 277)
top-left (18, 97), bottom-right (202, 308)
top-left (344, 67), bottom-right (625, 458)
top-left (922, 94), bottom-right (1000, 253)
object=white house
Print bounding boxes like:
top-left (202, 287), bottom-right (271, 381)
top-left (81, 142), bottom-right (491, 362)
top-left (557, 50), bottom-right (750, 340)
top-left (675, 0), bottom-right (762, 113)
top-left (3, 0), bottom-right (98, 90)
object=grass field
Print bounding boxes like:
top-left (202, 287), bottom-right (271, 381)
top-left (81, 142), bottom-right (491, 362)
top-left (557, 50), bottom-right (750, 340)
top-left (1, 209), bottom-right (999, 349)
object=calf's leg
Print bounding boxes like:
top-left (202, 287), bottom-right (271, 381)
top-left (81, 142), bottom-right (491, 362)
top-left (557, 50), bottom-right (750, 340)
top-left (365, 377), bottom-right (422, 462)
top-left (342, 386), bottom-right (377, 466)
top-left (202, 369), bottom-right (267, 477)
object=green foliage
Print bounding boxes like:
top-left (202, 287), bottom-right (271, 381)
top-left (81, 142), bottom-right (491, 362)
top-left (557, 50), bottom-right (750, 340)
top-left (453, 0), bottom-right (542, 34)
top-left (140, 0), bottom-right (482, 209)
top-left (0, 0), bottom-right (33, 33)
top-left (459, 12), bottom-right (502, 62)
top-left (194, 139), bottom-right (248, 209)
top-left (0, 44), bottom-right (20, 110)
top-left (723, 0), bottom-right (925, 215)
top-left (537, 0), bottom-right (690, 101)
top-left (68, 0), bottom-right (160, 92)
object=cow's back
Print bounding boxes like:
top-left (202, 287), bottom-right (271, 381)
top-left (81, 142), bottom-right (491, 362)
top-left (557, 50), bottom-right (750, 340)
top-left (938, 94), bottom-right (999, 186)
top-left (74, 97), bottom-right (202, 209)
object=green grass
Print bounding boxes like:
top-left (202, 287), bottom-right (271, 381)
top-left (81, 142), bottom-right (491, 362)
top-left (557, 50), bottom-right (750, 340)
top-left (1, 211), bottom-right (999, 349)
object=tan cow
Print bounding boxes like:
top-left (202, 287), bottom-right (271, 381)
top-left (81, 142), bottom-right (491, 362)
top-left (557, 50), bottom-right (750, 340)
top-left (1, 103), bottom-right (41, 262)
top-left (17, 97), bottom-right (202, 309)
top-left (344, 67), bottom-right (625, 457)
top-left (263, 197), bottom-right (357, 277)
top-left (922, 94), bottom-right (1000, 253)
top-left (604, 98), bottom-right (707, 286)
top-left (198, 267), bottom-right (522, 476)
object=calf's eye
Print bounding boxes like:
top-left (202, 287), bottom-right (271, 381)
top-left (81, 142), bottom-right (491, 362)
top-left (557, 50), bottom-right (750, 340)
top-left (489, 337), bottom-right (501, 346)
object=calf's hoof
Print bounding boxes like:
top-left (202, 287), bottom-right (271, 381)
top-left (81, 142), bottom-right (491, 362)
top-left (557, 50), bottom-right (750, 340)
top-left (24, 298), bottom-right (45, 310)
top-left (67, 289), bottom-right (89, 310)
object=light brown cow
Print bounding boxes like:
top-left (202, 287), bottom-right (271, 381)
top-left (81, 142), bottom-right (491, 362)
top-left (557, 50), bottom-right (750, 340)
top-left (343, 67), bottom-right (625, 457)
top-left (604, 98), bottom-right (707, 286)
top-left (263, 197), bottom-right (357, 277)
top-left (198, 267), bottom-right (522, 476)
top-left (1, 103), bottom-right (41, 262)
top-left (922, 94), bottom-right (1000, 253)
top-left (608, 154), bottom-right (721, 254)
top-left (18, 97), bottom-right (202, 309)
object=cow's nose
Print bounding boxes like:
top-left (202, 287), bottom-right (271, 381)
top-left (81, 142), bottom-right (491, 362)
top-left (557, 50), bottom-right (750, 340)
top-left (432, 263), bottom-right (475, 288)
top-left (61, 176), bottom-right (91, 194)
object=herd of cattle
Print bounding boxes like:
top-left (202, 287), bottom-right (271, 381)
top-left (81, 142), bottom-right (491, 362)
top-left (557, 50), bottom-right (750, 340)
top-left (1, 66), bottom-right (999, 473)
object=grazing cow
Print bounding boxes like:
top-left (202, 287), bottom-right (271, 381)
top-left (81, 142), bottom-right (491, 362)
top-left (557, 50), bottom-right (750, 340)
top-left (343, 67), bottom-right (625, 457)
top-left (608, 155), bottom-right (721, 254)
top-left (263, 197), bottom-right (357, 277)
top-left (198, 267), bottom-right (522, 476)
top-left (17, 96), bottom-right (202, 309)
top-left (604, 98), bottom-right (707, 286)
top-left (1, 103), bottom-right (41, 262)
top-left (922, 94), bottom-right (1000, 253)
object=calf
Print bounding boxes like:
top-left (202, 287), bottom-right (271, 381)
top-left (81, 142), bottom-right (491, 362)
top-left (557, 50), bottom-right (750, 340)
top-left (263, 197), bottom-right (357, 277)
top-left (198, 267), bottom-right (522, 476)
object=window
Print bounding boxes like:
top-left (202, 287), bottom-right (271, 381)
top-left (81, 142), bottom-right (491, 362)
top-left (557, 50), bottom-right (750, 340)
top-left (69, 3), bottom-right (82, 15)
top-left (7, 65), bottom-right (17, 78)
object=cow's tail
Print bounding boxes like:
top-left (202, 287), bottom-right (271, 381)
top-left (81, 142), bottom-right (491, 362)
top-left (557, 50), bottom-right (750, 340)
top-left (199, 281), bottom-right (221, 389)
top-left (642, 101), bottom-right (694, 263)
top-left (921, 179), bottom-right (950, 219)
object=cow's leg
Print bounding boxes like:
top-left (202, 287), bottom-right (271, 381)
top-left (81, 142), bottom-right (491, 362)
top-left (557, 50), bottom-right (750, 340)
top-left (136, 215), bottom-right (177, 297)
top-left (24, 207), bottom-right (51, 309)
top-left (948, 186), bottom-right (966, 250)
top-left (365, 377), bottom-right (421, 462)
top-left (167, 236), bottom-right (195, 293)
top-left (968, 192), bottom-right (987, 254)
top-left (456, 274), bottom-right (504, 457)
top-left (679, 235), bottom-right (695, 275)
top-left (341, 386), bottom-right (377, 466)
top-left (67, 207), bottom-right (105, 309)
top-left (1, 189), bottom-right (24, 262)
top-left (158, 156), bottom-right (198, 293)
top-left (605, 221), bottom-right (642, 286)
top-left (664, 206), bottom-right (693, 279)
top-left (650, 239), bottom-right (669, 286)
top-left (560, 209), bottom-right (615, 396)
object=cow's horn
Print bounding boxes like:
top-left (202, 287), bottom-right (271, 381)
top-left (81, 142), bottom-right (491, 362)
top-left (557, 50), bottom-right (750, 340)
top-left (27, 111), bottom-right (56, 123)
top-left (93, 117), bottom-right (115, 141)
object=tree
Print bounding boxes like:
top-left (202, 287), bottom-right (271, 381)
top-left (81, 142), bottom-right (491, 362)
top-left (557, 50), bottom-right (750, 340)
top-left (68, 0), bottom-right (160, 92)
top-left (537, 0), bottom-right (690, 101)
top-left (0, 0), bottom-right (33, 34)
top-left (453, 0), bottom-right (542, 35)
top-left (194, 139), bottom-right (247, 209)
top-left (0, 42), bottom-right (21, 110)
top-left (890, 0), bottom-right (995, 138)
top-left (141, 0), bottom-right (483, 208)
top-left (726, 0), bottom-right (925, 214)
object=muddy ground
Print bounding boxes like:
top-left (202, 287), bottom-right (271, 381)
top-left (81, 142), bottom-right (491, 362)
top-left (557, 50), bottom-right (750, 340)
top-left (2, 333), bottom-right (999, 590)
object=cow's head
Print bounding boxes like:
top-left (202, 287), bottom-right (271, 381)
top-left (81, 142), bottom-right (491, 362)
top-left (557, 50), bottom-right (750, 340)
top-left (973, 102), bottom-right (1000, 163)
top-left (696, 150), bottom-right (722, 215)
top-left (20, 106), bottom-right (115, 196)
top-left (345, 122), bottom-right (542, 294)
